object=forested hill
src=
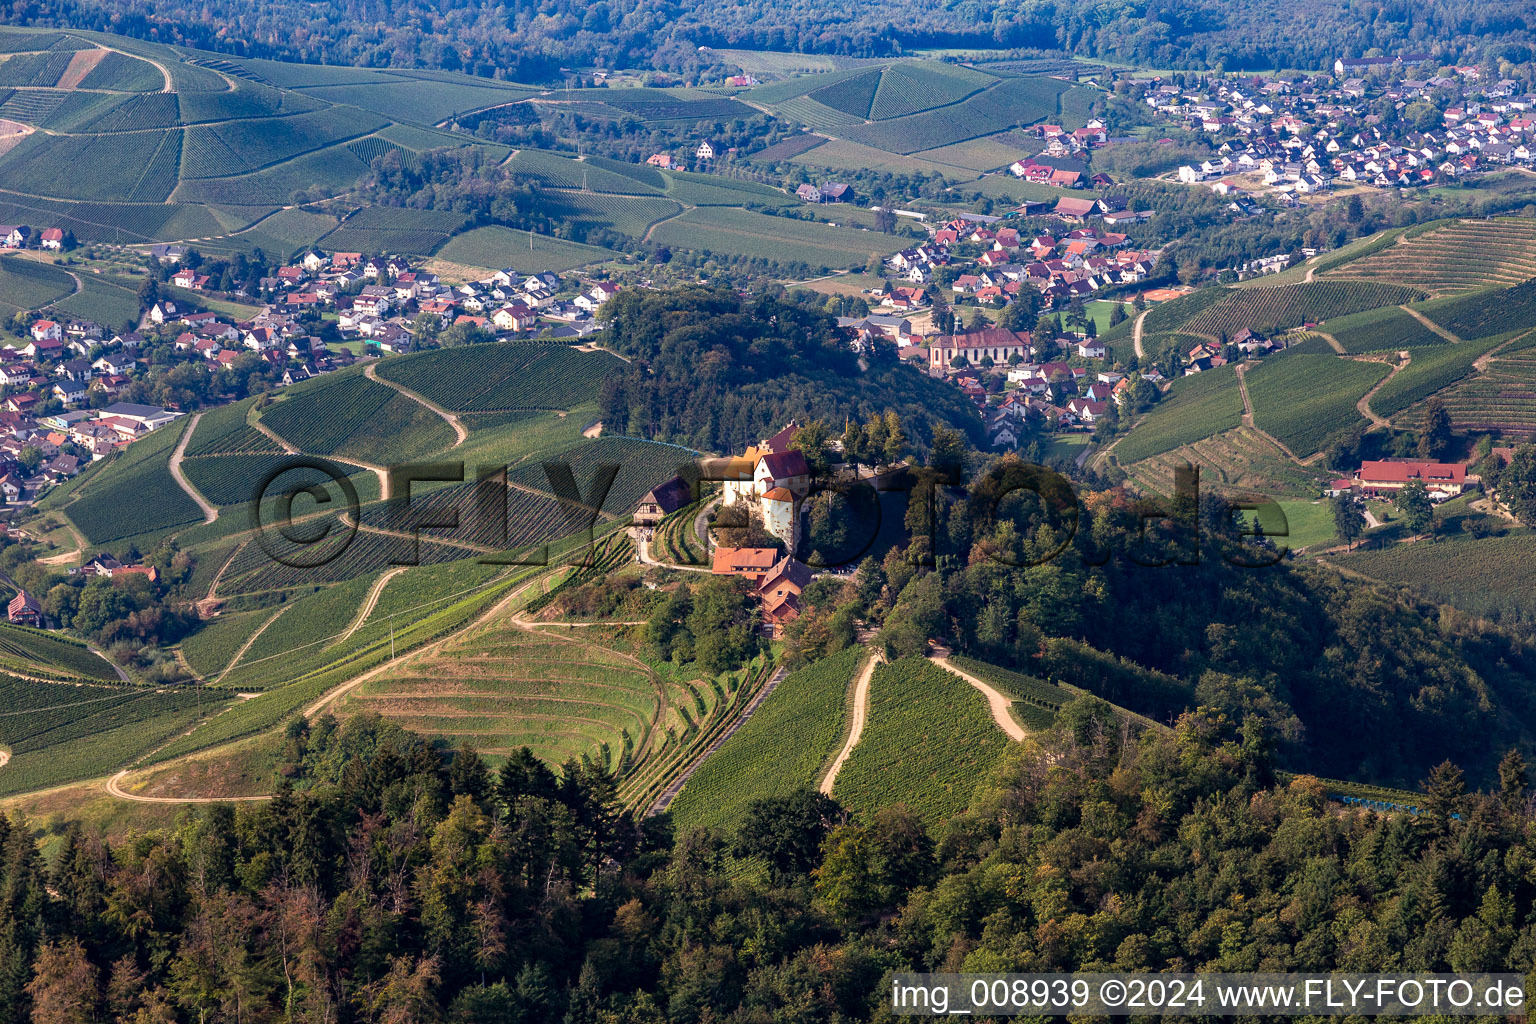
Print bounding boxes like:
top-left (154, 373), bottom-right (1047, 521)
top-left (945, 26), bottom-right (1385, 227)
top-left (595, 288), bottom-right (984, 454)
top-left (5, 708), bottom-right (1535, 1022)
top-left (0, 0), bottom-right (1528, 79)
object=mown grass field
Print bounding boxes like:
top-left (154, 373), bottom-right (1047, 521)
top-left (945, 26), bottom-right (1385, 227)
top-left (668, 647), bottom-right (864, 831)
top-left (832, 657), bottom-right (1013, 825)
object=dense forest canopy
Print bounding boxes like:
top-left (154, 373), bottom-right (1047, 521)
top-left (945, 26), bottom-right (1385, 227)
top-left (594, 287), bottom-right (984, 455)
top-left (6, 707), bottom-right (1536, 1023)
top-left (0, 0), bottom-right (1530, 80)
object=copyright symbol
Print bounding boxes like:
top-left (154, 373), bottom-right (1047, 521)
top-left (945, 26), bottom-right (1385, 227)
top-left (1100, 979), bottom-right (1126, 1007)
top-left (249, 457), bottom-right (360, 569)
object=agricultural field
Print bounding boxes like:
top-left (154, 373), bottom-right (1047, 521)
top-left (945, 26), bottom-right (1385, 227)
top-left (0, 675), bottom-right (229, 797)
top-left (433, 226), bottom-right (612, 274)
top-left (1334, 533), bottom-right (1536, 624)
top-left (0, 621), bottom-right (119, 681)
top-left (61, 418), bottom-right (205, 545)
top-left (374, 342), bottom-right (625, 412)
top-left (259, 371), bottom-right (457, 463)
top-left (1324, 218), bottom-right (1536, 296)
top-left (1123, 427), bottom-right (1325, 501)
top-left (831, 657), bottom-right (1012, 825)
top-left (313, 205), bottom-right (469, 256)
top-left (507, 149), bottom-right (666, 195)
top-left (668, 647), bottom-right (865, 830)
top-left (181, 107), bottom-right (387, 178)
top-left (647, 207), bottom-right (901, 269)
top-left (0, 255), bottom-right (73, 314)
top-left (866, 62), bottom-right (996, 120)
top-left (946, 655), bottom-right (1069, 731)
top-left (294, 76), bottom-right (541, 124)
top-left (573, 89), bottom-right (756, 125)
top-left (341, 617), bottom-right (660, 771)
top-left (1417, 280), bottom-right (1536, 341)
top-left (1179, 282), bottom-right (1426, 339)
top-left (838, 76), bottom-right (1074, 154)
top-left (1368, 333), bottom-right (1515, 419)
top-left (661, 170), bottom-right (796, 208)
top-left (1323, 305), bottom-right (1448, 353)
top-left (1114, 365), bottom-right (1245, 464)
top-left (534, 191), bottom-right (682, 239)
top-left (49, 272), bottom-right (139, 328)
top-left (1395, 346), bottom-right (1536, 437)
top-left (1244, 352), bottom-right (1388, 457)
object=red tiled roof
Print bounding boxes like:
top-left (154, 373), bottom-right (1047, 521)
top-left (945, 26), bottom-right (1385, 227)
top-left (1358, 460), bottom-right (1466, 484)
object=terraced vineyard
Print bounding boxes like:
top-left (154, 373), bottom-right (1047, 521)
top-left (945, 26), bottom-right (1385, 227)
top-left (434, 226), bottom-right (612, 273)
top-left (648, 206), bottom-right (900, 269)
top-left (1418, 280), bottom-right (1536, 340)
top-left (1334, 533), bottom-right (1536, 623)
top-left (342, 620), bottom-right (660, 770)
top-left (838, 76), bottom-right (1073, 154)
top-left (375, 341), bottom-right (625, 412)
top-left (668, 647), bottom-right (864, 830)
top-left (866, 62), bottom-right (996, 120)
top-left (1368, 333), bottom-right (1515, 419)
top-left (947, 655), bottom-right (1069, 731)
top-left (1180, 282), bottom-right (1426, 339)
top-left (1325, 218), bottom-right (1536, 296)
top-left (831, 657), bottom-right (1012, 825)
top-left (1124, 427), bottom-right (1324, 499)
top-left (1396, 346), bottom-right (1536, 437)
top-left (315, 205), bottom-right (469, 255)
top-left (0, 255), bottom-right (74, 314)
top-left (63, 418), bottom-right (205, 545)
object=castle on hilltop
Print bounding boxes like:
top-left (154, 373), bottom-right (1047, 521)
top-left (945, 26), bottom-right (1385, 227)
top-left (721, 422), bottom-right (811, 549)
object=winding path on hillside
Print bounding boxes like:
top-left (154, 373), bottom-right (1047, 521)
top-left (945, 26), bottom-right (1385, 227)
top-left (364, 362), bottom-right (467, 446)
top-left (248, 412), bottom-right (393, 499)
top-left (336, 567), bottom-right (406, 646)
top-left (1132, 308), bottom-right (1150, 360)
top-left (819, 651), bottom-right (883, 796)
top-left (1233, 363), bottom-right (1326, 467)
top-left (1400, 305), bottom-right (1462, 344)
top-left (169, 412), bottom-right (219, 523)
top-left (1354, 352), bottom-right (1410, 430)
top-left (649, 662), bottom-right (792, 816)
top-left (214, 606), bottom-right (286, 684)
top-left (929, 655), bottom-right (1028, 741)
